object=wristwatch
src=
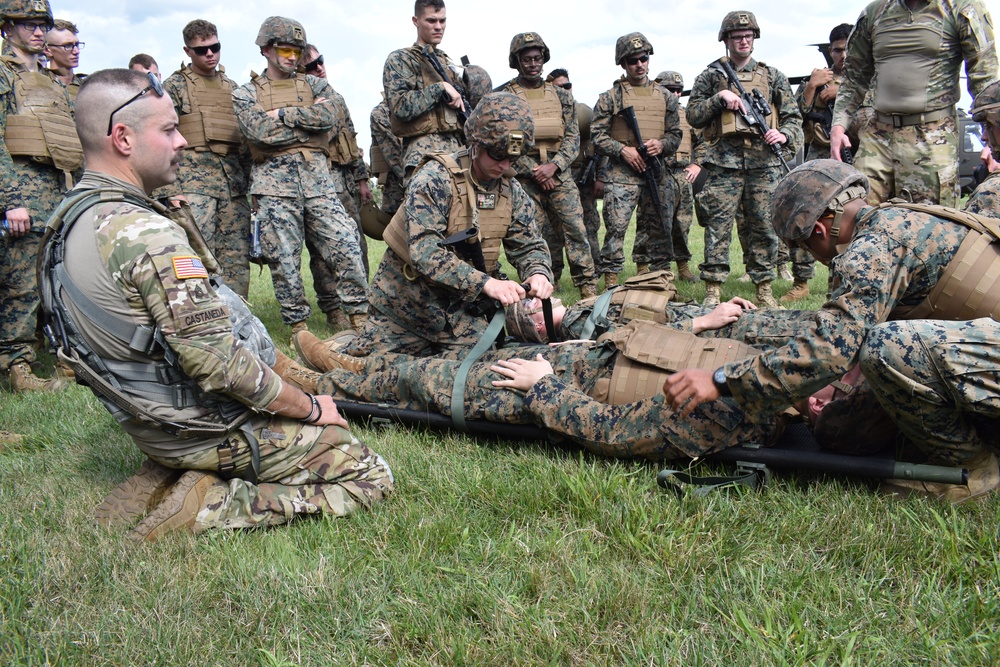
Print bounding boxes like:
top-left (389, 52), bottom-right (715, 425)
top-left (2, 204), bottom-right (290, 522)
top-left (278, 108), bottom-right (286, 121)
top-left (712, 367), bottom-right (732, 397)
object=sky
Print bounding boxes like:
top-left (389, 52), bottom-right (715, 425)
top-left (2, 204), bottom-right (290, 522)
top-left (57, 0), bottom-right (1000, 154)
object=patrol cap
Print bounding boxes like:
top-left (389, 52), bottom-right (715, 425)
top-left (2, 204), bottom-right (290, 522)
top-left (465, 91), bottom-right (534, 158)
top-left (508, 32), bottom-right (550, 69)
top-left (615, 32), bottom-right (653, 66)
top-left (655, 71), bottom-right (684, 90)
top-left (971, 80), bottom-right (1000, 126)
top-left (463, 64), bottom-right (493, 110)
top-left (770, 159), bottom-right (869, 242)
top-left (718, 11), bottom-right (760, 42)
top-left (359, 202), bottom-right (391, 240)
top-left (0, 0), bottom-right (52, 24)
top-left (255, 16), bottom-right (306, 49)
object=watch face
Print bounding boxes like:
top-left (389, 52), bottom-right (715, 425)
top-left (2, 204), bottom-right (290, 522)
top-left (714, 368), bottom-right (727, 385)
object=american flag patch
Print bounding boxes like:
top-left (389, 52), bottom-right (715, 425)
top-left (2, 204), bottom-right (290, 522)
top-left (171, 256), bottom-right (208, 280)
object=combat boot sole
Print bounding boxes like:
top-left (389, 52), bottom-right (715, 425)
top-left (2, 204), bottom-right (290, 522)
top-left (95, 459), bottom-right (182, 527)
top-left (129, 471), bottom-right (216, 543)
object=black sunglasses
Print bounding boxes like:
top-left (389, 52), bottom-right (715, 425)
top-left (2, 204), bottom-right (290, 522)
top-left (626, 54), bottom-right (650, 66)
top-left (303, 54), bottom-right (324, 73)
top-left (190, 42), bottom-right (221, 56)
top-left (107, 71), bottom-right (165, 136)
top-left (557, 82), bottom-right (572, 90)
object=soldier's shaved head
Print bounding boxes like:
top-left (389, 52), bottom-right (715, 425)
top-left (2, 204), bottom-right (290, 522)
top-left (75, 68), bottom-right (157, 152)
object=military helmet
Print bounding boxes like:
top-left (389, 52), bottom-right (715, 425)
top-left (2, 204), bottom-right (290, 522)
top-left (656, 71), bottom-right (684, 89)
top-left (505, 297), bottom-right (560, 343)
top-left (255, 16), bottom-right (307, 49)
top-left (359, 202), bottom-right (391, 241)
top-left (463, 64), bottom-right (493, 110)
top-left (0, 0), bottom-right (52, 23)
top-left (615, 32), bottom-right (653, 65)
top-left (465, 91), bottom-right (534, 158)
top-left (770, 159), bottom-right (869, 242)
top-left (576, 102), bottom-right (593, 142)
top-left (718, 11), bottom-right (760, 42)
top-left (508, 32), bottom-right (550, 69)
top-left (972, 80), bottom-right (1000, 126)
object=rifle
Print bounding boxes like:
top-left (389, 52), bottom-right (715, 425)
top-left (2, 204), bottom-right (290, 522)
top-left (422, 45), bottom-right (470, 126)
top-left (621, 105), bottom-right (666, 228)
top-left (712, 58), bottom-right (792, 173)
top-left (249, 195), bottom-right (264, 265)
top-left (575, 153), bottom-right (599, 188)
top-left (439, 225), bottom-right (498, 318)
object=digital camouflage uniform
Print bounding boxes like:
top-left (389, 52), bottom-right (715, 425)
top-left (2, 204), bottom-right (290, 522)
top-left (668, 101), bottom-right (697, 270)
top-left (965, 171), bottom-right (1000, 215)
top-left (382, 43), bottom-right (465, 181)
top-left (833, 0), bottom-right (998, 207)
top-left (0, 51), bottom-right (76, 373)
top-left (56, 172), bottom-right (392, 531)
top-left (592, 77), bottom-right (681, 275)
top-left (686, 57), bottom-right (802, 285)
top-left (370, 97), bottom-right (405, 217)
top-left (860, 318), bottom-right (1000, 465)
top-left (233, 71), bottom-right (368, 325)
top-left (161, 64), bottom-right (252, 297)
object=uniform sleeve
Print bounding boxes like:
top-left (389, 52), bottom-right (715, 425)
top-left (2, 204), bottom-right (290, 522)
top-left (685, 68), bottom-right (727, 129)
top-left (162, 73), bottom-right (188, 115)
top-left (284, 76), bottom-right (338, 132)
top-left (833, 7), bottom-right (876, 129)
top-left (502, 178), bottom-right (554, 282)
top-left (959, 0), bottom-right (999, 98)
top-left (772, 68), bottom-right (804, 154)
top-left (659, 88), bottom-right (682, 157)
top-left (0, 65), bottom-right (25, 212)
top-left (383, 48), bottom-right (447, 122)
top-left (591, 89), bottom-right (622, 159)
top-left (371, 102), bottom-right (405, 178)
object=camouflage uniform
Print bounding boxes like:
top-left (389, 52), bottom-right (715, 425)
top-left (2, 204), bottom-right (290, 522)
top-left (686, 58), bottom-right (802, 284)
top-left (161, 65), bottom-right (252, 297)
top-left (382, 44), bottom-right (465, 181)
top-left (860, 318), bottom-right (1000, 465)
top-left (233, 72), bottom-right (368, 326)
top-left (55, 172), bottom-right (392, 530)
top-left (370, 98), bottom-right (405, 217)
top-left (833, 0), bottom-right (998, 206)
top-left (668, 102), bottom-right (697, 270)
top-left (964, 171), bottom-right (1000, 216)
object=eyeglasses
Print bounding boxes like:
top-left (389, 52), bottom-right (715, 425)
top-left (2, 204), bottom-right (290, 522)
top-left (189, 42), bottom-right (221, 56)
top-left (519, 55), bottom-right (544, 65)
top-left (303, 54), bottom-right (324, 73)
top-left (730, 33), bottom-right (755, 43)
top-left (625, 54), bottom-right (649, 66)
top-left (106, 71), bottom-right (165, 136)
top-left (274, 45), bottom-right (302, 59)
top-left (557, 82), bottom-right (572, 90)
top-left (14, 20), bottom-right (53, 33)
top-left (48, 41), bottom-right (83, 52)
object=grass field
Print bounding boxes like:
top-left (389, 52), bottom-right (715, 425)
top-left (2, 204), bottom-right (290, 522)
top-left (2, 221), bottom-right (999, 666)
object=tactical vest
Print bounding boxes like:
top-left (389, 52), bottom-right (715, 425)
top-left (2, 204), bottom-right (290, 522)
top-left (859, 202), bottom-right (1000, 322)
top-left (609, 79), bottom-right (667, 146)
top-left (589, 320), bottom-right (759, 405)
top-left (509, 80), bottom-right (564, 162)
top-left (370, 144), bottom-right (391, 183)
top-left (705, 61), bottom-right (776, 141)
top-left (389, 46), bottom-right (463, 138)
top-left (248, 73), bottom-right (332, 162)
top-left (176, 65), bottom-right (242, 155)
top-left (383, 149), bottom-right (512, 275)
top-left (328, 95), bottom-right (361, 166)
top-left (802, 73), bottom-right (843, 149)
top-left (4, 56), bottom-right (84, 182)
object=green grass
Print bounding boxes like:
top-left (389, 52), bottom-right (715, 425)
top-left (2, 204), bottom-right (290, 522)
top-left (2, 219), bottom-right (998, 666)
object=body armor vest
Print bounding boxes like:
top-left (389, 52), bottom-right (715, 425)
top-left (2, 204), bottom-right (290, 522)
top-left (567, 270), bottom-right (677, 340)
top-left (248, 73), bottom-right (331, 162)
top-left (389, 46), bottom-right (463, 138)
top-left (509, 80), bottom-right (564, 162)
top-left (383, 149), bottom-right (512, 275)
top-left (176, 65), bottom-right (242, 155)
top-left (369, 144), bottom-right (391, 183)
top-left (4, 57), bottom-right (83, 179)
top-left (609, 80), bottom-right (667, 146)
top-left (706, 61), bottom-right (776, 141)
top-left (590, 320), bottom-right (759, 405)
top-left (803, 73), bottom-right (843, 149)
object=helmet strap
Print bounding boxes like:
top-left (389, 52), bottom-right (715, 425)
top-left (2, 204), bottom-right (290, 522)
top-left (827, 184), bottom-right (867, 240)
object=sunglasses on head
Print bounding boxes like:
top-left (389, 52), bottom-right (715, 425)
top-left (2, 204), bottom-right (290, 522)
top-left (303, 55), bottom-right (324, 73)
top-left (107, 71), bottom-right (165, 136)
top-left (190, 42), bottom-right (221, 56)
top-left (625, 54), bottom-right (649, 66)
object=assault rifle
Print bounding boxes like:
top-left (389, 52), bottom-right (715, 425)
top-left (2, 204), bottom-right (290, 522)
top-left (621, 105), bottom-right (666, 228)
top-left (575, 153), bottom-right (599, 188)
top-left (802, 44), bottom-right (853, 164)
top-left (712, 58), bottom-right (792, 173)
top-left (422, 45), bottom-right (470, 126)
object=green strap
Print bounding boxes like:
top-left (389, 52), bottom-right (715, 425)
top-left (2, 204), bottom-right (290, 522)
top-left (450, 309), bottom-right (507, 431)
top-left (579, 288), bottom-right (616, 340)
top-left (657, 462), bottom-right (770, 498)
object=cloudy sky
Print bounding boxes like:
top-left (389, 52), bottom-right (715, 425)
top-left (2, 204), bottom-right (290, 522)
top-left (60, 0), bottom-right (999, 152)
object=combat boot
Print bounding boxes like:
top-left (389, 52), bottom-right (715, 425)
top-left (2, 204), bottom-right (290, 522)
top-left (290, 321), bottom-right (309, 335)
top-left (755, 281), bottom-right (781, 308)
top-left (348, 312), bottom-right (367, 331)
top-left (94, 459), bottom-right (182, 527)
top-left (703, 281), bottom-right (722, 307)
top-left (129, 471), bottom-right (220, 543)
top-left (879, 450), bottom-right (1000, 504)
top-left (325, 309), bottom-right (350, 332)
top-left (579, 283), bottom-right (598, 299)
top-left (635, 263), bottom-right (650, 275)
top-left (675, 261), bottom-right (696, 282)
top-left (778, 264), bottom-right (793, 281)
top-left (780, 280), bottom-right (811, 303)
top-left (8, 360), bottom-right (65, 393)
top-left (603, 273), bottom-right (618, 289)
top-left (325, 328), bottom-right (358, 354)
top-left (272, 349), bottom-right (320, 393)
top-left (294, 330), bottom-right (366, 373)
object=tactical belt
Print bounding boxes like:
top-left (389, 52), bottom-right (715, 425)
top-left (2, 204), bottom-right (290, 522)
top-left (873, 106), bottom-right (953, 128)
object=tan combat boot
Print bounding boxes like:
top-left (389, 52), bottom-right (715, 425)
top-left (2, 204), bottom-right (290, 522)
top-left (635, 263), bottom-right (650, 275)
top-left (348, 312), bottom-right (367, 330)
top-left (325, 329), bottom-right (358, 354)
top-left (294, 330), bottom-right (367, 373)
top-left (737, 273), bottom-right (752, 284)
top-left (8, 360), bottom-right (65, 393)
top-left (325, 309), bottom-right (351, 332)
top-left (703, 281), bottom-right (722, 307)
top-left (675, 261), bottom-right (696, 282)
top-left (95, 459), bottom-right (183, 527)
top-left (755, 281), bottom-right (782, 308)
top-left (271, 349), bottom-right (321, 393)
top-left (603, 273), bottom-right (618, 289)
top-left (129, 471), bottom-right (220, 543)
top-left (579, 283), bottom-right (598, 299)
top-left (880, 450), bottom-right (1000, 504)
top-left (780, 280), bottom-right (810, 303)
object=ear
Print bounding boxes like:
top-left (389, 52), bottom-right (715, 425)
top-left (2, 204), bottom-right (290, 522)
top-left (412, 15), bottom-right (419, 28)
top-left (182, 46), bottom-right (192, 58)
top-left (109, 124), bottom-right (135, 156)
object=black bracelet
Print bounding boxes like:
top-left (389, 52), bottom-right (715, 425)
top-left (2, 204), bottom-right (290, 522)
top-left (304, 394), bottom-right (323, 424)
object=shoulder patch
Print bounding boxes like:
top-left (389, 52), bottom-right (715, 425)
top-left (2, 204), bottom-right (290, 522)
top-left (172, 255), bottom-right (209, 280)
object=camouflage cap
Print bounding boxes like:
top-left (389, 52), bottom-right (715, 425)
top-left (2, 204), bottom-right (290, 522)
top-left (615, 32), bottom-right (653, 65)
top-left (255, 16), bottom-right (307, 49)
top-left (655, 71), bottom-right (684, 89)
top-left (463, 64), bottom-right (493, 110)
top-left (465, 91), bottom-right (534, 157)
top-left (718, 11), bottom-right (760, 42)
top-left (576, 102), bottom-right (593, 142)
top-left (770, 159), bottom-right (869, 242)
top-left (0, 0), bottom-right (51, 23)
top-left (508, 32), bottom-right (551, 69)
